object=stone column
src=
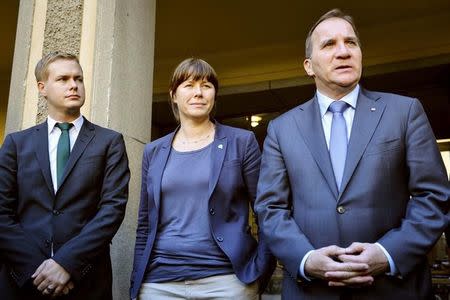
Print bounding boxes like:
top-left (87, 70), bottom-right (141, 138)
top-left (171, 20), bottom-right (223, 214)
top-left (91, 1), bottom-right (155, 299)
top-left (6, 1), bottom-right (156, 298)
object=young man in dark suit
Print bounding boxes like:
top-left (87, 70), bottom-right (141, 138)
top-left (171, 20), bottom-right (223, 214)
top-left (0, 52), bottom-right (130, 299)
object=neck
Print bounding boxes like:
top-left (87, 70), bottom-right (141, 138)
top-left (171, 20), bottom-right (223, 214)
top-left (48, 110), bottom-right (81, 123)
top-left (317, 83), bottom-right (357, 100)
top-left (178, 118), bottom-right (213, 140)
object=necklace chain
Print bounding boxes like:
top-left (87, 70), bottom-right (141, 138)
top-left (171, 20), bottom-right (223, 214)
top-left (179, 125), bottom-right (215, 145)
top-left (180, 133), bottom-right (211, 144)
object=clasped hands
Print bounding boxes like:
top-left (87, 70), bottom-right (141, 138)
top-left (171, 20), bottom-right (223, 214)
top-left (31, 259), bottom-right (74, 297)
top-left (304, 242), bottom-right (389, 287)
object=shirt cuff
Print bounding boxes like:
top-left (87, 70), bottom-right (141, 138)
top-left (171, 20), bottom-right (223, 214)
top-left (375, 242), bottom-right (397, 276)
top-left (298, 250), bottom-right (314, 281)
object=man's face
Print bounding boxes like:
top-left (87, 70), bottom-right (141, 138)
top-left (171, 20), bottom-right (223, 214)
top-left (38, 59), bottom-right (85, 120)
top-left (304, 17), bottom-right (362, 99)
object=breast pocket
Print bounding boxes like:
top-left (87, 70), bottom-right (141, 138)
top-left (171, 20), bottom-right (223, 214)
top-left (365, 137), bottom-right (402, 156)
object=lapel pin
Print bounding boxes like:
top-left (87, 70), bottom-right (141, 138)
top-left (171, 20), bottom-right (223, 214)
top-left (218, 144), bottom-right (223, 149)
top-left (370, 107), bottom-right (376, 112)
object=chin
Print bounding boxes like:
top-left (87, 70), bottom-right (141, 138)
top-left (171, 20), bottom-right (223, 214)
top-left (336, 77), bottom-right (359, 87)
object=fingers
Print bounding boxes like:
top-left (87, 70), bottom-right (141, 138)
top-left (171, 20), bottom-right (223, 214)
top-left (37, 278), bottom-right (51, 292)
top-left (31, 259), bottom-right (73, 297)
top-left (67, 281), bottom-right (75, 290)
top-left (323, 245), bottom-right (346, 257)
top-left (328, 275), bottom-right (374, 287)
top-left (32, 260), bottom-right (46, 279)
top-left (338, 253), bottom-right (364, 263)
top-left (326, 262), bottom-right (369, 273)
top-left (344, 242), bottom-right (365, 254)
top-left (325, 270), bottom-right (362, 280)
top-left (62, 281), bottom-right (75, 295)
top-left (53, 284), bottom-right (65, 297)
top-left (62, 286), bottom-right (70, 295)
top-left (32, 260), bottom-right (49, 286)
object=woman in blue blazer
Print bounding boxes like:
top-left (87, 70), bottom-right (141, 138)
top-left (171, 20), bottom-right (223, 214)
top-left (130, 58), bottom-right (275, 299)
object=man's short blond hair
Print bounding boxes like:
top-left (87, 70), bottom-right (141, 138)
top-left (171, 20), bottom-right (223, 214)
top-left (35, 51), bottom-right (80, 82)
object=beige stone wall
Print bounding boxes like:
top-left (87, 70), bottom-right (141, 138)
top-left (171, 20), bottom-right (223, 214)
top-left (89, 1), bottom-right (156, 298)
top-left (37, 0), bottom-right (83, 124)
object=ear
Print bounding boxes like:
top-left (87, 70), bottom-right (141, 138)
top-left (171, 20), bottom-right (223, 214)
top-left (170, 91), bottom-right (177, 103)
top-left (37, 81), bottom-right (46, 97)
top-left (303, 58), bottom-right (315, 77)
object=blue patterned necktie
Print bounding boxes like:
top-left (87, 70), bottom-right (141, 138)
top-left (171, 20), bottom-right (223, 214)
top-left (328, 101), bottom-right (349, 191)
top-left (55, 122), bottom-right (73, 187)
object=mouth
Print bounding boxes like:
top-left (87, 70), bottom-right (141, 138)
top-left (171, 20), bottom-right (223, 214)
top-left (335, 65), bottom-right (353, 71)
top-left (66, 95), bottom-right (80, 99)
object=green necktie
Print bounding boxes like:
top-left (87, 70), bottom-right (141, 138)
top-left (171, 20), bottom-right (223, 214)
top-left (55, 122), bottom-right (73, 187)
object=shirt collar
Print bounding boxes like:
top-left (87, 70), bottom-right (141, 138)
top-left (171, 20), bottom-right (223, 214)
top-left (317, 84), bottom-right (360, 118)
top-left (47, 115), bottom-right (84, 135)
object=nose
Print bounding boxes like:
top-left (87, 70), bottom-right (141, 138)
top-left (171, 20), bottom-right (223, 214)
top-left (68, 78), bottom-right (78, 90)
top-left (335, 41), bottom-right (350, 58)
top-left (193, 84), bottom-right (202, 96)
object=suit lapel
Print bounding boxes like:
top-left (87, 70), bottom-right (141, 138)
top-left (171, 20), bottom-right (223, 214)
top-left (152, 132), bottom-right (174, 211)
top-left (34, 122), bottom-right (54, 195)
top-left (208, 124), bottom-right (227, 200)
top-left (339, 89), bottom-right (385, 198)
top-left (294, 98), bottom-right (339, 197)
top-left (57, 119), bottom-right (95, 191)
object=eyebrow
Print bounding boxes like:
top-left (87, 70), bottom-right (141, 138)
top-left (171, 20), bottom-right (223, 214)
top-left (319, 35), bottom-right (359, 47)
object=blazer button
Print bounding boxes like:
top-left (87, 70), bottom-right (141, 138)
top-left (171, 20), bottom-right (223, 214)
top-left (209, 208), bottom-right (215, 215)
top-left (52, 210), bottom-right (60, 215)
top-left (337, 206), bottom-right (346, 214)
top-left (216, 236), bottom-right (224, 242)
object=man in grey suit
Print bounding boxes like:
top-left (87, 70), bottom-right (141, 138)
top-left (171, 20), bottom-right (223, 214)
top-left (255, 8), bottom-right (450, 299)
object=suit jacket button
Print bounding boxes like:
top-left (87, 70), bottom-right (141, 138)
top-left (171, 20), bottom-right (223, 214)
top-left (216, 236), bottom-right (223, 242)
top-left (209, 208), bottom-right (215, 215)
top-left (337, 206), bottom-right (346, 214)
top-left (52, 210), bottom-right (60, 215)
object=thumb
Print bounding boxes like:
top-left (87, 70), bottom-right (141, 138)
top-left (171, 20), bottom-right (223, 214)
top-left (345, 242), bottom-right (365, 254)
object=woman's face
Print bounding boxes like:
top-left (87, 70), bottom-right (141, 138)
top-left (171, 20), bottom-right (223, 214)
top-left (172, 77), bottom-right (215, 122)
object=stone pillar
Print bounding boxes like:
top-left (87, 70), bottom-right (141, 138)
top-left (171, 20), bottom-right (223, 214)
top-left (91, 1), bottom-right (155, 299)
top-left (6, 0), bottom-right (156, 298)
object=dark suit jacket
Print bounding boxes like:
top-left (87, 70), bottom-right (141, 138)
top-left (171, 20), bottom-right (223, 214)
top-left (130, 122), bottom-right (276, 299)
top-left (0, 118), bottom-right (130, 300)
top-left (255, 88), bottom-right (450, 300)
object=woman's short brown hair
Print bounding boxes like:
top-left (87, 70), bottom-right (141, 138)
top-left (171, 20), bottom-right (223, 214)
top-left (168, 58), bottom-right (219, 122)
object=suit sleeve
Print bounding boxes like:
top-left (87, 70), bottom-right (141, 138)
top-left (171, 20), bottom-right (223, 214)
top-left (378, 99), bottom-right (450, 276)
top-left (255, 122), bottom-right (315, 280)
top-left (52, 133), bottom-right (130, 281)
top-left (0, 134), bottom-right (47, 286)
top-left (130, 146), bottom-right (150, 288)
top-left (242, 132), bottom-right (276, 291)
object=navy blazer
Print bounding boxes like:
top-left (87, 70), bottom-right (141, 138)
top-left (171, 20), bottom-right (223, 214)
top-left (130, 122), bottom-right (275, 299)
top-left (0, 119), bottom-right (130, 300)
top-left (255, 88), bottom-right (450, 299)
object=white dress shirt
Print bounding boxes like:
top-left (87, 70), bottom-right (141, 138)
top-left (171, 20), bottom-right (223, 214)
top-left (48, 115), bottom-right (84, 193)
top-left (299, 85), bottom-right (397, 279)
